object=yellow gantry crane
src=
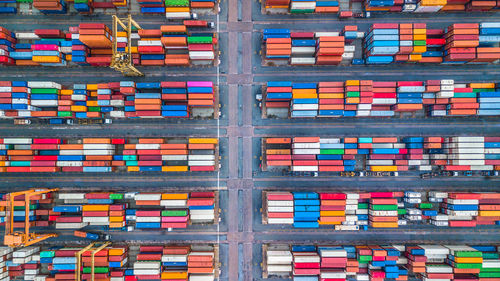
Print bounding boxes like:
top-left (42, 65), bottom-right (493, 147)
top-left (75, 241), bottom-right (112, 281)
top-left (110, 14), bottom-right (144, 77)
top-left (1, 189), bottom-right (58, 247)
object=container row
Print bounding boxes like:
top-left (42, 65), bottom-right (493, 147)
top-left (0, 0), bottom-right (218, 16)
top-left (0, 243), bottom-right (218, 281)
top-left (1, 190), bottom-right (218, 231)
top-left (263, 22), bottom-right (500, 65)
top-left (263, 0), bottom-right (499, 14)
top-left (0, 137), bottom-right (219, 172)
top-left (263, 136), bottom-right (500, 172)
top-left (263, 191), bottom-right (500, 229)
top-left (0, 80), bottom-right (217, 121)
top-left (264, 243), bottom-right (500, 281)
top-left (0, 21), bottom-right (217, 67)
top-left (262, 80), bottom-right (500, 118)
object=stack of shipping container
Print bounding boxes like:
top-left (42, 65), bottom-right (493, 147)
top-left (263, 136), bottom-right (500, 172)
top-left (264, 191), bottom-right (500, 229)
top-left (264, 28), bottom-right (360, 65)
top-left (0, 21), bottom-right (218, 67)
top-left (261, 22), bottom-right (500, 65)
top-left (264, 80), bottom-right (500, 117)
top-left (265, 244), bottom-right (500, 281)
top-left (0, 80), bottom-right (216, 120)
top-left (8, 191), bottom-right (217, 231)
top-left (0, 137), bottom-right (218, 172)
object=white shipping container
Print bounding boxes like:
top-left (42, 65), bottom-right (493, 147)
top-left (292, 149), bottom-right (320, 155)
top-left (136, 216), bottom-right (161, 223)
top-left (30, 100), bottom-right (59, 107)
top-left (267, 206), bottom-right (293, 212)
top-left (188, 160), bottom-right (215, 166)
top-left (15, 32), bottom-right (40, 40)
top-left (160, 199), bottom-right (187, 207)
top-left (292, 165), bottom-right (318, 172)
top-left (292, 143), bottom-right (320, 149)
top-left (133, 262), bottom-right (161, 270)
top-left (267, 201), bottom-right (293, 207)
top-left (135, 194), bottom-right (162, 201)
top-left (291, 47), bottom-right (315, 55)
top-left (267, 264), bottom-right (292, 273)
top-left (83, 217), bottom-right (109, 224)
top-left (135, 144), bottom-right (161, 150)
top-left (27, 82), bottom-right (61, 89)
top-left (56, 161), bottom-right (83, 167)
top-left (162, 155), bottom-right (188, 161)
top-left (189, 51), bottom-right (215, 60)
top-left (55, 222), bottom-right (88, 229)
top-left (166, 12), bottom-right (192, 19)
top-left (137, 40), bottom-right (163, 46)
top-left (110, 111), bottom-right (126, 118)
top-left (315, 32), bottom-right (340, 37)
top-left (290, 57), bottom-right (315, 65)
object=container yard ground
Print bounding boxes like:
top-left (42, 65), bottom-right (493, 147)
top-left (1, 0), bottom-right (500, 281)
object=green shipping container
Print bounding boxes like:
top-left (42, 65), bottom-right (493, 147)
top-left (123, 155), bottom-right (137, 161)
top-left (162, 210), bottom-right (188, 216)
top-left (125, 161), bottom-right (138, 166)
top-left (320, 149), bottom-right (344, 155)
top-left (31, 88), bottom-right (59, 94)
top-left (58, 111), bottom-right (72, 117)
top-left (40, 251), bottom-right (55, 258)
top-left (419, 203), bottom-right (433, 209)
top-left (371, 204), bottom-right (398, 211)
top-left (83, 267), bottom-right (109, 274)
top-left (110, 194), bottom-right (124, 200)
top-left (187, 36), bottom-right (213, 44)
top-left (346, 91), bottom-right (360, 97)
top-left (165, 0), bottom-right (189, 6)
top-left (454, 251), bottom-right (482, 258)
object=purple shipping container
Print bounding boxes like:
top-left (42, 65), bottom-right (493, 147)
top-left (187, 81), bottom-right (213, 87)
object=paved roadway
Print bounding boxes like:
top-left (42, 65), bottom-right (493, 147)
top-left (1, 2), bottom-right (500, 281)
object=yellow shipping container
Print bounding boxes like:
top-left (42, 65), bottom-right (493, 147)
top-left (413, 34), bottom-right (427, 41)
top-left (117, 31), bottom-right (127, 37)
top-left (454, 257), bottom-right (483, 263)
top-left (292, 89), bottom-right (317, 95)
top-left (82, 204), bottom-right (109, 211)
top-left (479, 210), bottom-right (500, 216)
top-left (409, 54), bottom-right (423, 61)
top-left (32, 56), bottom-right (61, 63)
top-left (61, 89), bottom-right (73, 95)
top-left (109, 216), bottom-right (124, 222)
top-left (320, 211), bottom-right (346, 216)
top-left (86, 101), bottom-right (99, 107)
top-left (292, 93), bottom-right (318, 99)
top-left (70, 106), bottom-right (87, 112)
top-left (87, 84), bottom-right (98, 91)
top-left (413, 46), bottom-right (427, 54)
top-left (161, 272), bottom-right (188, 279)
top-left (345, 80), bottom-right (360, 86)
top-left (125, 46), bottom-right (138, 54)
top-left (370, 166), bottom-right (398, 172)
top-left (128, 166), bottom-right (140, 172)
top-left (165, 7), bottom-right (190, 12)
top-left (189, 138), bottom-right (218, 144)
top-left (470, 83), bottom-right (495, 88)
top-left (318, 221), bottom-right (342, 225)
top-left (162, 166), bottom-right (188, 172)
top-left (0, 161), bottom-right (6, 166)
top-left (162, 193), bottom-right (189, 200)
top-left (109, 248), bottom-right (125, 256)
top-left (66, 55), bottom-right (72, 61)
top-left (346, 97), bottom-right (360, 104)
top-left (319, 93), bottom-right (344, 99)
top-left (371, 222), bottom-right (398, 228)
top-left (109, 222), bottom-right (125, 228)
top-left (421, 0), bottom-right (447, 5)
top-left (413, 28), bottom-right (427, 35)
